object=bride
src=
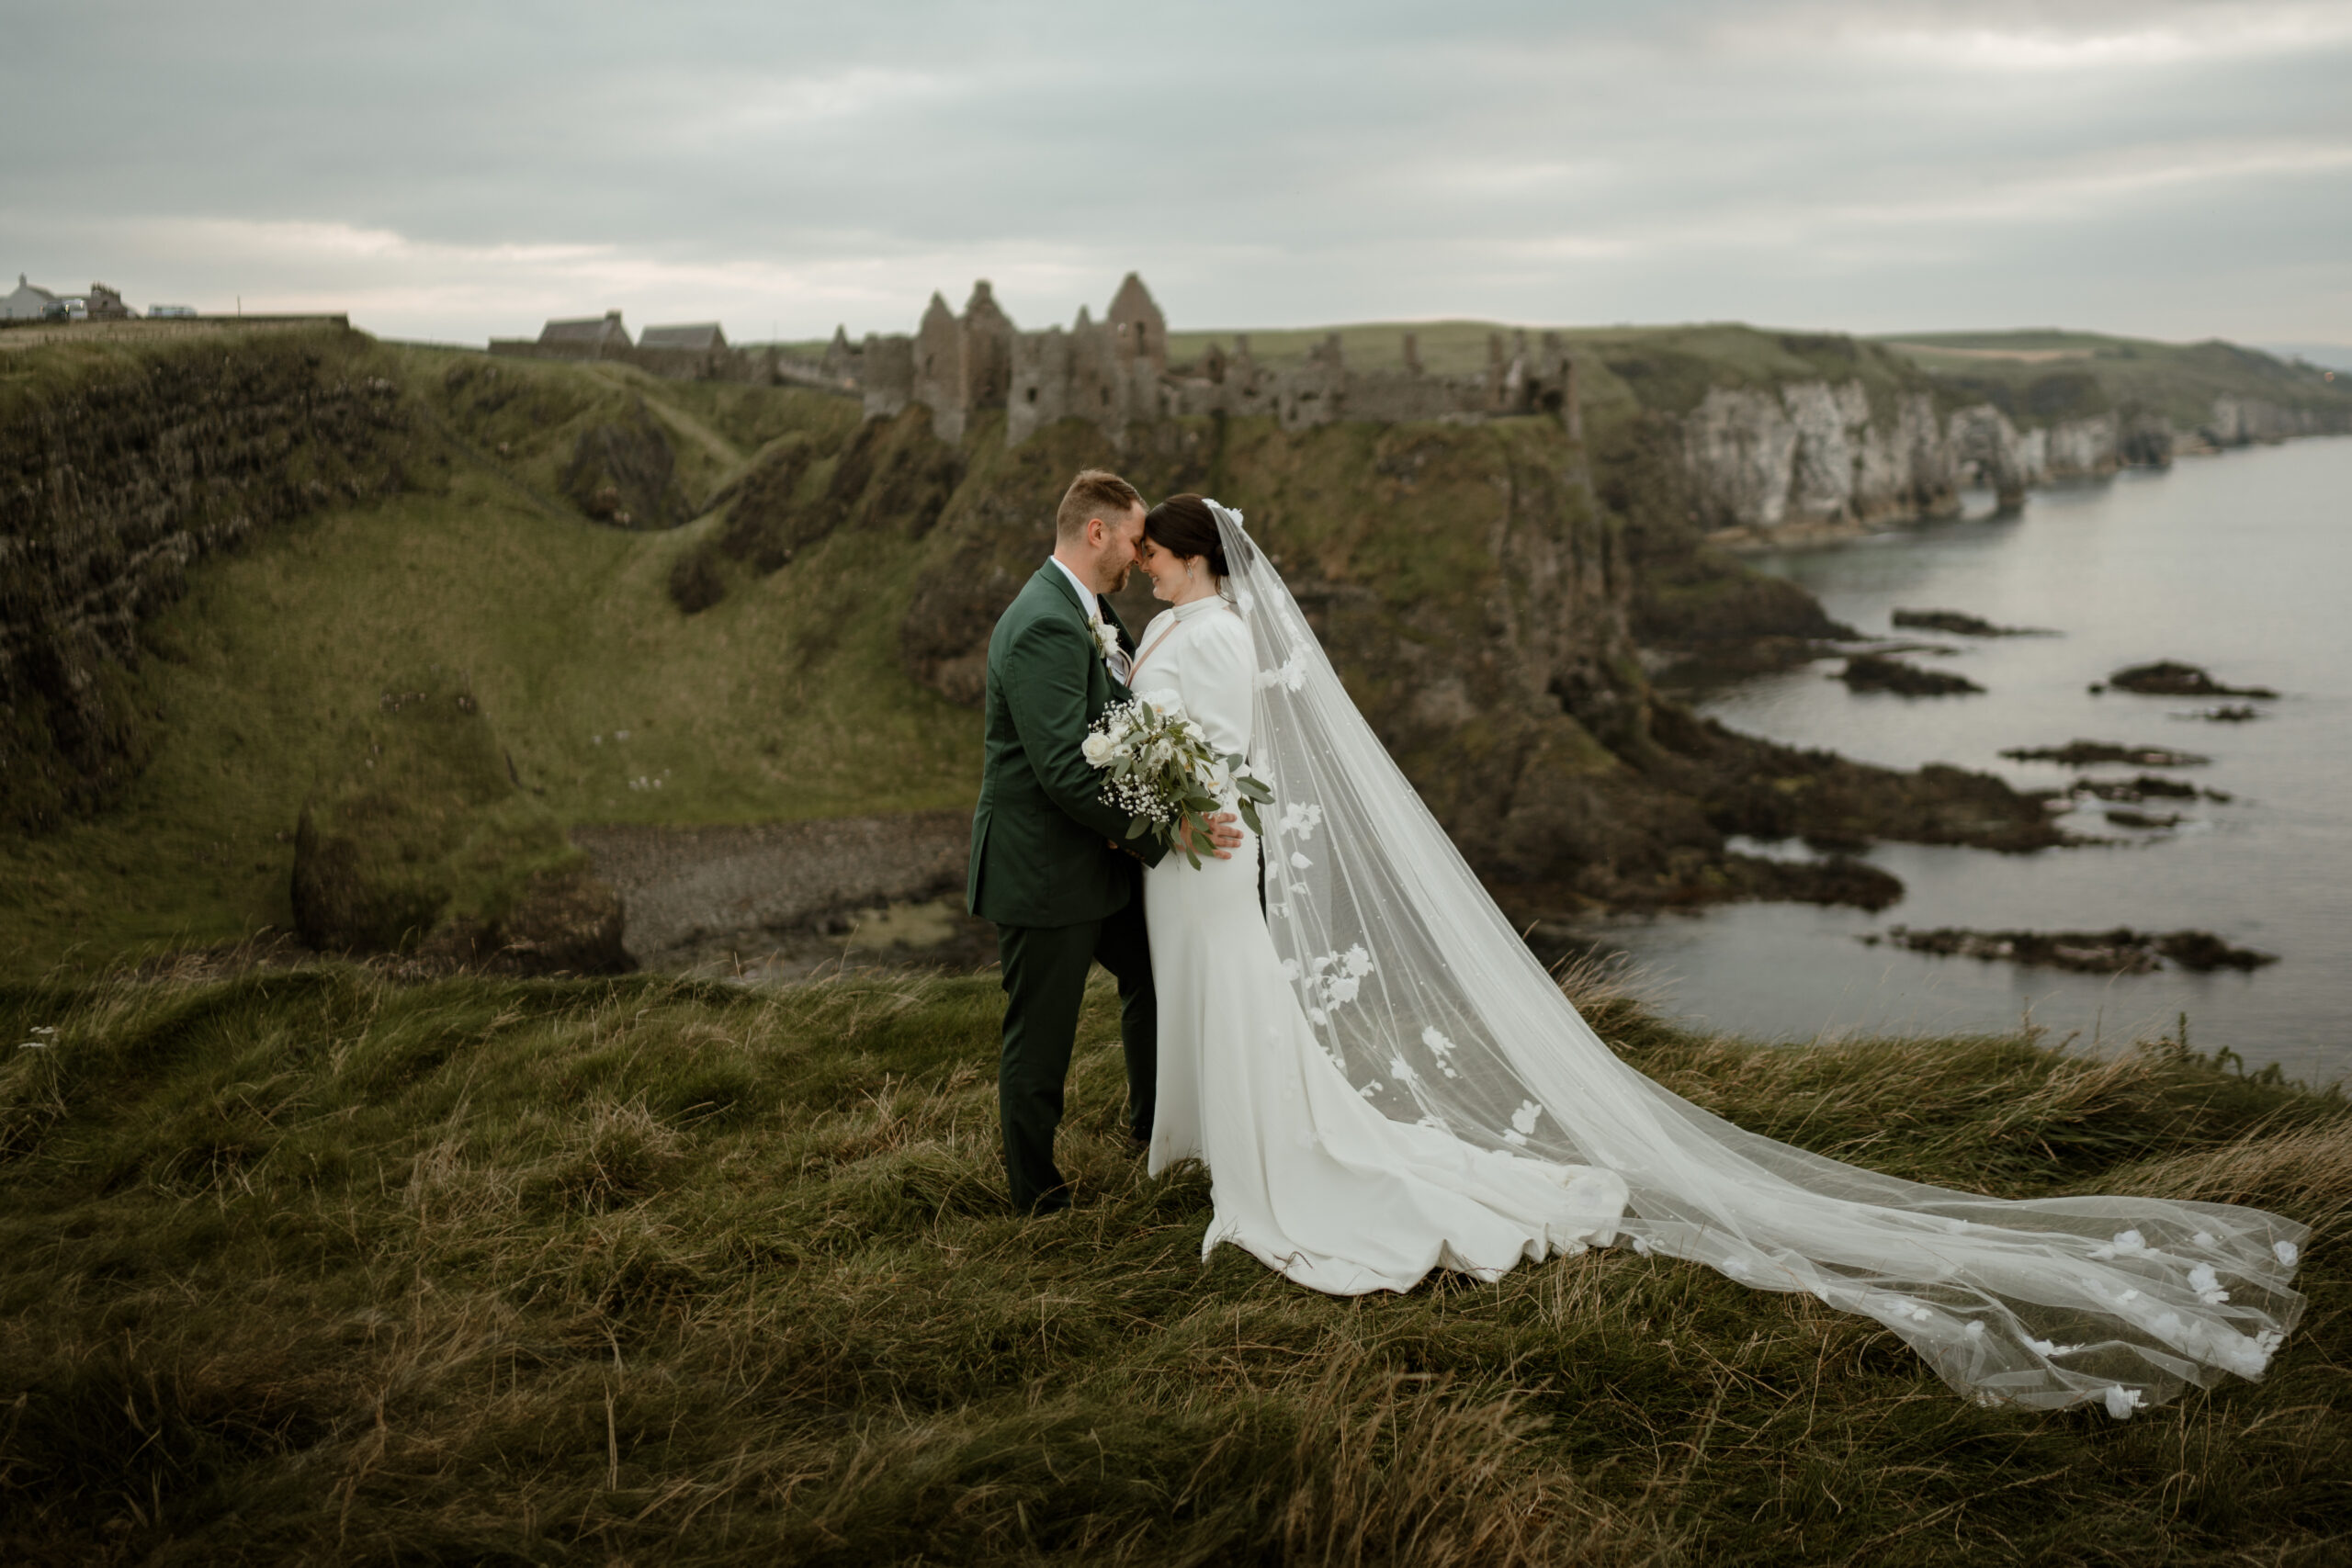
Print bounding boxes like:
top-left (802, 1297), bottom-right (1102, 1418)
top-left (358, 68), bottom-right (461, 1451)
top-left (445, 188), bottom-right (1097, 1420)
top-left (1121, 492), bottom-right (2304, 1416)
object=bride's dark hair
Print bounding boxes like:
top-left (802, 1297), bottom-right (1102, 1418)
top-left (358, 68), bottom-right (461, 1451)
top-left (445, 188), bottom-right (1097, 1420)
top-left (1146, 493), bottom-right (1249, 577)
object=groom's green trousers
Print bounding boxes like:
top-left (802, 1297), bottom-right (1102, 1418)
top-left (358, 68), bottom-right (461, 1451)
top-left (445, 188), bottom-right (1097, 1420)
top-left (995, 901), bottom-right (1157, 1214)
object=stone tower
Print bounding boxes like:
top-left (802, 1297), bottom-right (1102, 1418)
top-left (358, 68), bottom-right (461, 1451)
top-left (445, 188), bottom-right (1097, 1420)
top-left (958, 280), bottom-right (1015, 421)
top-left (1106, 273), bottom-right (1166, 372)
top-left (912, 292), bottom-right (965, 438)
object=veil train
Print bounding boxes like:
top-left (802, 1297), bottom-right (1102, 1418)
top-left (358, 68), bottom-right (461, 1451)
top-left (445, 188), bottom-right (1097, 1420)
top-left (1207, 499), bottom-right (2302, 1415)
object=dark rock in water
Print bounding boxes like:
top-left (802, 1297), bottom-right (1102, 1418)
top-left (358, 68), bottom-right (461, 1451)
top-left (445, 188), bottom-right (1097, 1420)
top-left (1838, 655), bottom-right (1984, 696)
top-left (2073, 773), bottom-right (2199, 802)
top-left (1724, 852), bottom-right (1905, 911)
top-left (2154, 931), bottom-right (2278, 972)
top-left (2002, 739), bottom-right (2210, 767)
top-left (2108, 660), bottom-right (2278, 699)
top-left (1891, 608), bottom-right (2048, 637)
top-left (2104, 807), bottom-right (2182, 829)
top-left (1875, 925), bottom-right (2277, 974)
top-left (2181, 704), bottom-right (2263, 723)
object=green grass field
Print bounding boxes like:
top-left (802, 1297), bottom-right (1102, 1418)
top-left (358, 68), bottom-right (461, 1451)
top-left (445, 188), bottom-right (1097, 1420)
top-left (1166, 320), bottom-right (2351, 430)
top-left (1873, 330), bottom-right (2346, 427)
top-left (0, 965), bottom-right (2344, 1564)
top-left (0, 344), bottom-right (981, 970)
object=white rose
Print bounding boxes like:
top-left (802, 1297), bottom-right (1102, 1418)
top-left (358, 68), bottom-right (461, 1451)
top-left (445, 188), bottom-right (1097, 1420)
top-left (1081, 732), bottom-right (1115, 766)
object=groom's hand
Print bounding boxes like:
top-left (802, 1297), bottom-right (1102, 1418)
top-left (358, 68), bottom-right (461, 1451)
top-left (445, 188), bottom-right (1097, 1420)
top-left (1178, 812), bottom-right (1244, 860)
top-left (1207, 812), bottom-right (1243, 854)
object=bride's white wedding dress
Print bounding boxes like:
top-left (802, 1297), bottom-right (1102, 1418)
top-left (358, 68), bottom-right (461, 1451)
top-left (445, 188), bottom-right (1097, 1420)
top-left (1135, 594), bottom-right (1628, 1293)
top-left (1123, 502), bottom-right (2305, 1416)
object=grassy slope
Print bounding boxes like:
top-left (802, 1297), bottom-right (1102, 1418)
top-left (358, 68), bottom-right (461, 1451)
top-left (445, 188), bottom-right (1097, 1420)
top-left (1167, 321), bottom-right (1929, 415)
top-left (0, 968), bottom-right (2344, 1565)
top-left (1170, 321), bottom-right (2352, 431)
top-left (1876, 330), bottom-right (2349, 427)
top-left (0, 353), bottom-right (980, 970)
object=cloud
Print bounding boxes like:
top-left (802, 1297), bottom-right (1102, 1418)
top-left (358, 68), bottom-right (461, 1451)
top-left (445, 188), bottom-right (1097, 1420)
top-left (2, 0), bottom-right (2346, 344)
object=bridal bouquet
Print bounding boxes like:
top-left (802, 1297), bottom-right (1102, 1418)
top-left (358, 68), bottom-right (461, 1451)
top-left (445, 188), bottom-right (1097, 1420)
top-left (1082, 696), bottom-right (1272, 867)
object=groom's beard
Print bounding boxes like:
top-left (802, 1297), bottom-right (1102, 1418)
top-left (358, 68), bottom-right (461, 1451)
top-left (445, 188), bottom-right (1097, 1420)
top-left (1103, 560), bottom-right (1132, 592)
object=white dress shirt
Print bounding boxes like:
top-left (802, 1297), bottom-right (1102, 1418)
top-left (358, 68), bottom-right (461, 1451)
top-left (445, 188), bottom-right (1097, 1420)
top-left (1048, 554), bottom-right (1131, 683)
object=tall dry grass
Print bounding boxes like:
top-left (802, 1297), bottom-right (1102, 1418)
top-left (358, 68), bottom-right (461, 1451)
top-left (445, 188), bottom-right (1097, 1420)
top-left (0, 964), bottom-right (2345, 1564)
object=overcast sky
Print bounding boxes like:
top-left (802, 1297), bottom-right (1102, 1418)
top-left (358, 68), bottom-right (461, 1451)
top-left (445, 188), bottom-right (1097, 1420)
top-left (6, 1), bottom-right (2348, 347)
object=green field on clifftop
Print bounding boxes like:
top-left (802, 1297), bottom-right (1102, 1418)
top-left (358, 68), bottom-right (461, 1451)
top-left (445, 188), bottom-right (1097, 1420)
top-left (1167, 319), bottom-right (2349, 430)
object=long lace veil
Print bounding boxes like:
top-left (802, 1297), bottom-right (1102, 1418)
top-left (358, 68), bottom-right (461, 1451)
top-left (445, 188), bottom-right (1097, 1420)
top-left (1207, 499), bottom-right (2304, 1415)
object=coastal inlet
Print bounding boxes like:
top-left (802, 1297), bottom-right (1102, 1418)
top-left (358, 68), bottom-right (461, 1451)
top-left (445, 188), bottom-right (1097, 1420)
top-left (1580, 435), bottom-right (2352, 1087)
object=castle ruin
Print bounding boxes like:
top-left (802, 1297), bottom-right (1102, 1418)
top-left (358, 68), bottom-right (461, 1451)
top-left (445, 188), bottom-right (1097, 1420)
top-left (847, 273), bottom-right (1578, 446)
top-left (491, 274), bottom-right (1579, 448)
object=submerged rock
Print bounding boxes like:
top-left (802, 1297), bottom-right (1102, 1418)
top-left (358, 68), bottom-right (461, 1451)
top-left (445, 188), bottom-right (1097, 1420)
top-left (2073, 773), bottom-right (2199, 801)
top-left (1838, 655), bottom-right (1984, 696)
top-left (2107, 660), bottom-right (2278, 699)
top-left (1891, 608), bottom-right (2048, 637)
top-left (1871, 925), bottom-right (2277, 974)
top-left (2002, 739), bottom-right (2210, 767)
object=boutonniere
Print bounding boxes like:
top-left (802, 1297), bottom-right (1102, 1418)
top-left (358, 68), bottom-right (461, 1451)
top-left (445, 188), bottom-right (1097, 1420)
top-left (1091, 618), bottom-right (1122, 664)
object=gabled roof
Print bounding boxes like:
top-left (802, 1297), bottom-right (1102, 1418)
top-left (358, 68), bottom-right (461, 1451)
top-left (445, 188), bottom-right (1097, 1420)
top-left (1107, 273), bottom-right (1160, 322)
top-left (2, 273), bottom-right (59, 320)
top-left (538, 310), bottom-right (630, 346)
top-left (639, 322), bottom-right (726, 352)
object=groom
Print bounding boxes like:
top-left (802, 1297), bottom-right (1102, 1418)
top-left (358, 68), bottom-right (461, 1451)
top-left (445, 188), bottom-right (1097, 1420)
top-left (968, 468), bottom-right (1238, 1214)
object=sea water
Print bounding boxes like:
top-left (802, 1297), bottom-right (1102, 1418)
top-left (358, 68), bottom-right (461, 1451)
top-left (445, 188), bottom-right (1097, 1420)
top-left (1577, 435), bottom-right (2352, 1086)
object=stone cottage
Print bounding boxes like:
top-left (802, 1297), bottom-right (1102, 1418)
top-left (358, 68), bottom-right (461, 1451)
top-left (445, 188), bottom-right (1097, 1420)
top-left (490, 310), bottom-right (635, 361)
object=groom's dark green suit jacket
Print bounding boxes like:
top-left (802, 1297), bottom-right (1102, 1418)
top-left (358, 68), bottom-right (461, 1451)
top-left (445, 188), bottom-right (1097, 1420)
top-left (968, 564), bottom-right (1168, 927)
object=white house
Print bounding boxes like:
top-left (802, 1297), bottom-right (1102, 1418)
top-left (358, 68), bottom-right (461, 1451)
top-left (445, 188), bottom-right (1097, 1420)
top-left (2, 274), bottom-right (58, 320)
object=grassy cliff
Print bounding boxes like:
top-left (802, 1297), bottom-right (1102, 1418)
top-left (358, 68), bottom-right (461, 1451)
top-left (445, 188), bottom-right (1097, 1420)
top-left (0, 966), bottom-right (2344, 1563)
top-left (1169, 320), bottom-right (2352, 434)
top-left (4, 323), bottom-right (2053, 971)
top-left (0, 334), bottom-right (984, 967)
top-left (1878, 329), bottom-right (2349, 432)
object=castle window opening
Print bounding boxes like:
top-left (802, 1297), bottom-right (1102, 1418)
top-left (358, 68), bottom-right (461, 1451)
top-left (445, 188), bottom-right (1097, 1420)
top-left (1026, 387), bottom-right (1037, 403)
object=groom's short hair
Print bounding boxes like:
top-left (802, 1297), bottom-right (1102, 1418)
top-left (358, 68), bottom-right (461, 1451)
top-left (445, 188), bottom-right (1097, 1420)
top-left (1057, 469), bottom-right (1144, 544)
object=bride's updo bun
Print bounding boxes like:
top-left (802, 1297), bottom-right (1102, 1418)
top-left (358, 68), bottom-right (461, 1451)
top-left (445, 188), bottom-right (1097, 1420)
top-left (1144, 493), bottom-right (1231, 578)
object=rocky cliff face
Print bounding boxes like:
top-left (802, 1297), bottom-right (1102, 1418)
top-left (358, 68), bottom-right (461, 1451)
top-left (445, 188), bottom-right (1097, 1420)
top-left (2201, 394), bottom-right (2336, 447)
top-left (0, 328), bottom-right (413, 829)
top-left (1679, 379), bottom-right (2152, 532)
top-left (873, 408), bottom-right (2055, 911)
top-left (1679, 376), bottom-right (2346, 537)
